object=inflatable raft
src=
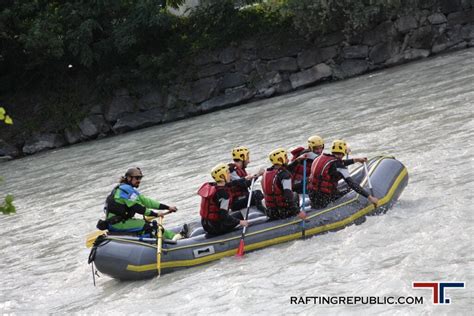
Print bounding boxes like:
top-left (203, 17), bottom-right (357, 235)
top-left (88, 156), bottom-right (408, 280)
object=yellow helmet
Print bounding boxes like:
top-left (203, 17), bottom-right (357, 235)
top-left (211, 163), bottom-right (229, 182)
top-left (231, 146), bottom-right (250, 161)
top-left (307, 135), bottom-right (324, 150)
top-left (269, 148), bottom-right (288, 165)
top-left (331, 139), bottom-right (347, 155)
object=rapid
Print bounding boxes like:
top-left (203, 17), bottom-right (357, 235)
top-left (0, 48), bottom-right (472, 315)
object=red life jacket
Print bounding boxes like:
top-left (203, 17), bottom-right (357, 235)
top-left (228, 162), bottom-right (248, 199)
top-left (291, 149), bottom-right (312, 183)
top-left (229, 162), bottom-right (248, 177)
top-left (262, 167), bottom-right (290, 209)
top-left (308, 154), bottom-right (339, 194)
top-left (198, 182), bottom-right (232, 221)
top-left (290, 146), bottom-right (305, 162)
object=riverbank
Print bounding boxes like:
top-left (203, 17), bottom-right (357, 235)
top-left (0, 2), bottom-right (472, 159)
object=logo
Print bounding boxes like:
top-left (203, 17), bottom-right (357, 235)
top-left (413, 282), bottom-right (465, 304)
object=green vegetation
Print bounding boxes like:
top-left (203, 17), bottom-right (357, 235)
top-left (0, 107), bottom-right (13, 125)
top-left (282, 0), bottom-right (404, 39)
top-left (0, 110), bottom-right (16, 214)
top-left (0, 193), bottom-right (16, 215)
top-left (1, 0), bottom-right (445, 96)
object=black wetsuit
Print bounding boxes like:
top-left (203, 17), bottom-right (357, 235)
top-left (229, 171), bottom-right (265, 212)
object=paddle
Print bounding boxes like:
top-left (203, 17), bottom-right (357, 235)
top-left (300, 159), bottom-right (307, 239)
top-left (145, 209), bottom-right (172, 222)
top-left (156, 215), bottom-right (164, 277)
top-left (86, 230), bottom-right (106, 248)
top-left (236, 177), bottom-right (257, 257)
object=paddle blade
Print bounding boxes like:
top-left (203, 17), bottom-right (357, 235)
top-left (236, 239), bottom-right (245, 257)
top-left (86, 231), bottom-right (105, 248)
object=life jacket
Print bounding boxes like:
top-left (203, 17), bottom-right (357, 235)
top-left (308, 154), bottom-right (339, 194)
top-left (290, 146), bottom-right (305, 162)
top-left (104, 184), bottom-right (141, 224)
top-left (228, 162), bottom-right (249, 199)
top-left (198, 182), bottom-right (232, 221)
top-left (291, 148), bottom-right (313, 183)
top-left (228, 162), bottom-right (248, 177)
top-left (262, 167), bottom-right (290, 209)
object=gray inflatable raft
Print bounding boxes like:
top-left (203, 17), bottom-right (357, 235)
top-left (89, 156), bottom-right (408, 280)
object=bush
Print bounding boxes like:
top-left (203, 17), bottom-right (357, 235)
top-left (0, 194), bottom-right (16, 215)
top-left (184, 1), bottom-right (291, 51)
top-left (281, 0), bottom-right (405, 39)
top-left (0, 177), bottom-right (16, 215)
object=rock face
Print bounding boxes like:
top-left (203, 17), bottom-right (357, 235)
top-left (219, 47), bottom-right (238, 64)
top-left (9, 4), bottom-right (474, 157)
top-left (79, 115), bottom-right (109, 139)
top-left (429, 13), bottom-right (448, 25)
top-left (200, 87), bottom-right (255, 112)
top-left (290, 63), bottom-right (332, 89)
top-left (363, 21), bottom-right (397, 46)
top-left (104, 90), bottom-right (135, 122)
top-left (334, 60), bottom-right (370, 79)
top-left (395, 15), bottom-right (418, 33)
top-left (138, 90), bottom-right (165, 111)
top-left (370, 41), bottom-right (399, 64)
top-left (0, 139), bottom-right (19, 158)
top-left (22, 133), bottom-right (66, 155)
top-left (267, 57), bottom-right (299, 72)
top-left (220, 73), bottom-right (248, 89)
top-left (64, 127), bottom-right (82, 144)
top-left (112, 108), bottom-right (164, 133)
top-left (297, 46), bottom-right (338, 69)
top-left (343, 45), bottom-right (369, 59)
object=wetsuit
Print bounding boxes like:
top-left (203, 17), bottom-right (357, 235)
top-left (104, 184), bottom-right (177, 239)
top-left (228, 163), bottom-right (265, 212)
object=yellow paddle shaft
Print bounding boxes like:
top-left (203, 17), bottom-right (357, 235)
top-left (156, 216), bottom-right (164, 276)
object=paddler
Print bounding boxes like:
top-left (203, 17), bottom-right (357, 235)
top-left (198, 163), bottom-right (249, 236)
top-left (98, 167), bottom-right (187, 241)
top-left (288, 135), bottom-right (325, 193)
top-left (308, 140), bottom-right (379, 208)
top-left (228, 146), bottom-right (265, 213)
top-left (261, 148), bottom-right (307, 220)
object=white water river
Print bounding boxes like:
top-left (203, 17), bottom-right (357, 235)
top-left (0, 49), bottom-right (473, 315)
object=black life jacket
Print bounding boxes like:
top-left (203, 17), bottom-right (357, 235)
top-left (104, 186), bottom-right (144, 223)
